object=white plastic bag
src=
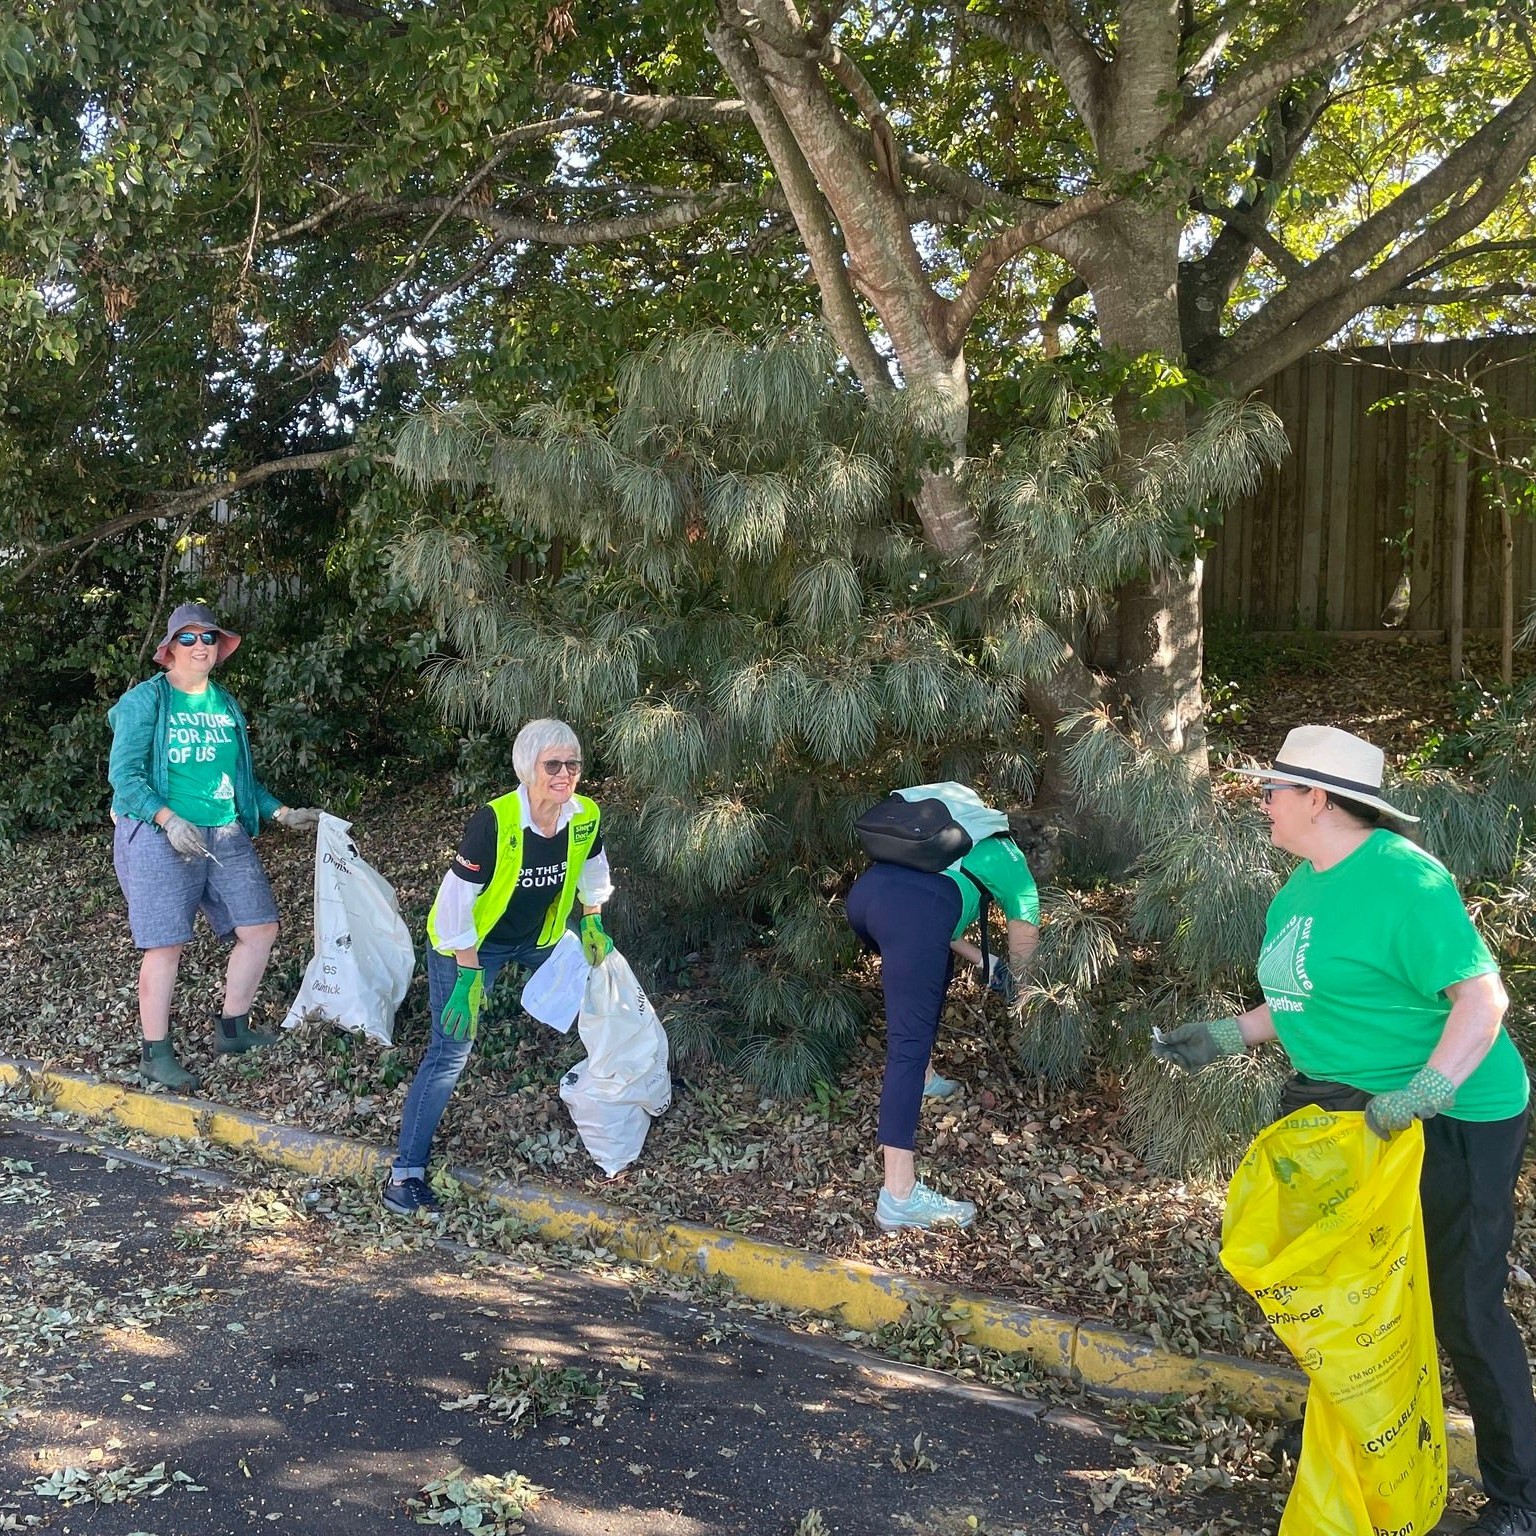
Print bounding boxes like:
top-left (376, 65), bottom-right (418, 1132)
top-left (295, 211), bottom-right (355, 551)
top-left (520, 931), bottom-right (586, 1033)
top-left (281, 813), bottom-right (415, 1046)
top-left (559, 950), bottom-right (671, 1176)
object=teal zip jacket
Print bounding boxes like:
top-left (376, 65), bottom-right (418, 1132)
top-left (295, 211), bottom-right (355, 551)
top-left (107, 673), bottom-right (280, 837)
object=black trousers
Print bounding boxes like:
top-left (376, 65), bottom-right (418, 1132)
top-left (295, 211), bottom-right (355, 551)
top-left (1280, 1076), bottom-right (1536, 1510)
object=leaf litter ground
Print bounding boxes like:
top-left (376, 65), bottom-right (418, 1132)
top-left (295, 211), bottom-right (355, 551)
top-left (1, 637), bottom-right (1531, 1528)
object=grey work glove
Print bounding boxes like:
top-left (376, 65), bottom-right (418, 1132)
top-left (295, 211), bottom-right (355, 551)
top-left (1150, 1017), bottom-right (1247, 1072)
top-left (161, 813), bottom-right (208, 860)
top-left (274, 806), bottom-right (323, 830)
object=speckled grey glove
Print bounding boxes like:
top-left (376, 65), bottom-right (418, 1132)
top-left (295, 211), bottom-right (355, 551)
top-left (1365, 1066), bottom-right (1455, 1140)
top-left (274, 806), bottom-right (323, 830)
top-left (1150, 1017), bottom-right (1247, 1072)
top-left (161, 813), bottom-right (208, 860)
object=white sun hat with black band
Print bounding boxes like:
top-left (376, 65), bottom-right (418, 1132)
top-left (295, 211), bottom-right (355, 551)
top-left (1234, 724), bottom-right (1418, 823)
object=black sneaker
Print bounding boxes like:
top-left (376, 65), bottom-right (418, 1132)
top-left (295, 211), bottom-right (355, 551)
top-left (381, 1176), bottom-right (441, 1216)
top-left (1467, 1506), bottom-right (1536, 1536)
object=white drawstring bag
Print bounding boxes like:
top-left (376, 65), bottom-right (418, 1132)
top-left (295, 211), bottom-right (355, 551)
top-left (559, 950), bottom-right (671, 1176)
top-left (281, 813), bottom-right (415, 1046)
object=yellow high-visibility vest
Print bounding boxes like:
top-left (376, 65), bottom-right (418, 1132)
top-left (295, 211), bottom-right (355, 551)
top-left (427, 791), bottom-right (601, 954)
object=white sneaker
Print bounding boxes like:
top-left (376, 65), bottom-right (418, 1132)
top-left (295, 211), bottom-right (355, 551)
top-left (875, 1181), bottom-right (976, 1232)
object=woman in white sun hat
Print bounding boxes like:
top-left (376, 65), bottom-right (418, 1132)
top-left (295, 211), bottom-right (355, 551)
top-left (1152, 725), bottom-right (1535, 1536)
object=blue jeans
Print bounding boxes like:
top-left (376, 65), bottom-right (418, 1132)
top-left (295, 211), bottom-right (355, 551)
top-left (391, 938), bottom-right (554, 1179)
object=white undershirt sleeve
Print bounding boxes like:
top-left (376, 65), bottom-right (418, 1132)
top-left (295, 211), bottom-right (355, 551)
top-left (431, 868), bottom-right (484, 952)
top-left (576, 848), bottom-right (613, 907)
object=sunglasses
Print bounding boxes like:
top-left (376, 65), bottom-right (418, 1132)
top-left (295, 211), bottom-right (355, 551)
top-left (540, 758), bottom-right (582, 776)
top-left (1260, 784), bottom-right (1310, 803)
top-left (174, 630), bottom-right (220, 647)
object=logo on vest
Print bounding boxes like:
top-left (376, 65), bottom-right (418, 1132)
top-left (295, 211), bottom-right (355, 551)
top-left (1258, 913), bottom-right (1314, 1012)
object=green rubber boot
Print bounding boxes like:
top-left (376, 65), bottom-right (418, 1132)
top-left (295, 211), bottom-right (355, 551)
top-left (139, 1038), bottom-right (199, 1091)
top-left (213, 1011), bottom-right (281, 1055)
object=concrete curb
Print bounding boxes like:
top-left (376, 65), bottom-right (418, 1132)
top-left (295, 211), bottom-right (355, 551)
top-left (0, 1057), bottom-right (1478, 1477)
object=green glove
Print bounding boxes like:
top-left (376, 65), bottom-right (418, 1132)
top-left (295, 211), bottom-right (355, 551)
top-left (1365, 1066), bottom-right (1455, 1140)
top-left (1149, 1017), bottom-right (1247, 1072)
top-left (440, 965), bottom-right (484, 1042)
top-left (580, 913), bottom-right (613, 966)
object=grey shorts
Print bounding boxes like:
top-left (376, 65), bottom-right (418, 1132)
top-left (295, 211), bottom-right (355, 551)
top-left (113, 818), bottom-right (280, 950)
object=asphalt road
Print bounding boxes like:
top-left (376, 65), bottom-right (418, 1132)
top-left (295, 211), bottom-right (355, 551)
top-left (0, 1119), bottom-right (1269, 1536)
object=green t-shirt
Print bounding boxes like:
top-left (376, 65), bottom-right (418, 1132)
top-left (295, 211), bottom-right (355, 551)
top-left (944, 834), bottom-right (1040, 939)
top-left (163, 684), bottom-right (240, 827)
top-left (1258, 830), bottom-right (1529, 1121)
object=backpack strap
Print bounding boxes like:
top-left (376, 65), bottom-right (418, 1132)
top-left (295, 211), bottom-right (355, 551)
top-left (961, 867), bottom-right (992, 980)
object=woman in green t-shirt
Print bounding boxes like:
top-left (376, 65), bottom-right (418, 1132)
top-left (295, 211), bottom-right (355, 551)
top-left (1154, 725), bottom-right (1535, 1536)
top-left (108, 603), bottom-right (322, 1092)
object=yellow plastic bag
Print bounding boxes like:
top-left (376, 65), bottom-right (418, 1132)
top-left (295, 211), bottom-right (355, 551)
top-left (1220, 1110), bottom-right (1445, 1536)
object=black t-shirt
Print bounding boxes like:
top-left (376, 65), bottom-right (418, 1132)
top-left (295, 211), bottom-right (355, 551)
top-left (450, 805), bottom-right (604, 950)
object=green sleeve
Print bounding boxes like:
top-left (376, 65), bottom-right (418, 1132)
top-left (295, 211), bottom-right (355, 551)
top-left (106, 683), bottom-right (164, 824)
top-left (1391, 859), bottom-right (1497, 999)
top-left (960, 836), bottom-right (1040, 925)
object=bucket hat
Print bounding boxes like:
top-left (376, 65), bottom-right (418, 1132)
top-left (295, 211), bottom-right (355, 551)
top-left (1233, 725), bottom-right (1418, 822)
top-left (153, 602), bottom-right (242, 668)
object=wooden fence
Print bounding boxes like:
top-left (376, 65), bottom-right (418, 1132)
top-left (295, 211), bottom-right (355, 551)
top-left (1203, 334), bottom-right (1536, 634)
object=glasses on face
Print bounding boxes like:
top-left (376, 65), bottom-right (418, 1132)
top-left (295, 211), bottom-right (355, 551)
top-left (541, 758), bottom-right (582, 777)
top-left (175, 630), bottom-right (219, 648)
top-left (1260, 784), bottom-right (1308, 804)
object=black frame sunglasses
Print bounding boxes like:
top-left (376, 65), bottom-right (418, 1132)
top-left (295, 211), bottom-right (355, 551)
top-left (1259, 783), bottom-right (1311, 803)
top-left (174, 630), bottom-right (220, 647)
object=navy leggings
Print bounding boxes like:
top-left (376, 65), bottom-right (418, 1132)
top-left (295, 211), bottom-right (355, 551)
top-left (846, 863), bottom-right (961, 1151)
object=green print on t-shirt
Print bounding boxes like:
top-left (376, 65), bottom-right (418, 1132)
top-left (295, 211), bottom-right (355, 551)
top-left (163, 686), bottom-right (239, 827)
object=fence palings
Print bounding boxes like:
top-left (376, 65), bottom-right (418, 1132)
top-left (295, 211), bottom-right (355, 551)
top-left (1204, 334), bottom-right (1536, 634)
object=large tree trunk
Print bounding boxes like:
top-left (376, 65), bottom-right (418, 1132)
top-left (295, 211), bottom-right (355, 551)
top-left (1078, 204), bottom-right (1209, 766)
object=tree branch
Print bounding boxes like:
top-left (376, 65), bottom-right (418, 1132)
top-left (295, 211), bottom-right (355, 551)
top-left (1376, 281), bottom-right (1536, 308)
top-left (1208, 79), bottom-right (1536, 392)
top-left (1165, 0), bottom-right (1424, 168)
top-left (952, 3), bottom-right (1108, 143)
top-left (706, 16), bottom-right (891, 393)
top-left (1393, 237), bottom-right (1536, 287)
top-left (821, 42), bottom-right (905, 192)
top-left (206, 192), bottom-right (362, 257)
top-left (940, 186), bottom-right (1116, 347)
top-left (9, 448), bottom-right (367, 584)
top-left (358, 188), bottom-right (750, 246)
top-left (546, 83), bottom-right (750, 127)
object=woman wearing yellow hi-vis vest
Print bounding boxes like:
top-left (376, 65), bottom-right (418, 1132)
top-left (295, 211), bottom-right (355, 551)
top-left (383, 718), bottom-right (614, 1216)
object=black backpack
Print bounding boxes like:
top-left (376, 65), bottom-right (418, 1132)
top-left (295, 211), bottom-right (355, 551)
top-left (854, 793), bottom-right (999, 973)
top-left (853, 794), bottom-right (974, 872)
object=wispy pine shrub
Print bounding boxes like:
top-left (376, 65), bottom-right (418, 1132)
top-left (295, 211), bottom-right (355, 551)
top-left (390, 330), bottom-right (1285, 1094)
top-left (1121, 1047), bottom-right (1289, 1177)
top-left (1012, 887), bottom-right (1126, 1084)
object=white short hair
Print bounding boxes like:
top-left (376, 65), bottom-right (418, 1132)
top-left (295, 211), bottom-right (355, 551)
top-left (513, 718), bottom-right (582, 786)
